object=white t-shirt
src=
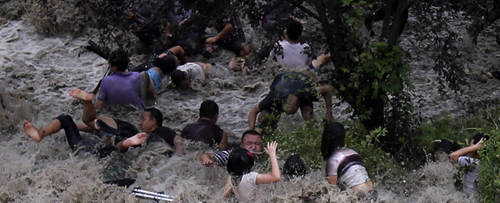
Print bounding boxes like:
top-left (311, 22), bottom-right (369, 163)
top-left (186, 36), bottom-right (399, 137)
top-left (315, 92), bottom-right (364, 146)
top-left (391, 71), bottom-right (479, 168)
top-left (176, 62), bottom-right (205, 82)
top-left (458, 156), bottom-right (480, 194)
top-left (232, 172), bottom-right (259, 203)
top-left (269, 40), bottom-right (311, 68)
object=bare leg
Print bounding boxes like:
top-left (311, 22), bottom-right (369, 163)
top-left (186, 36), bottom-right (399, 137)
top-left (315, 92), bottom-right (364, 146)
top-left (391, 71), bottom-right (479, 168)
top-left (311, 54), bottom-right (331, 69)
top-left (23, 119), bottom-right (61, 142)
top-left (69, 89), bottom-right (116, 129)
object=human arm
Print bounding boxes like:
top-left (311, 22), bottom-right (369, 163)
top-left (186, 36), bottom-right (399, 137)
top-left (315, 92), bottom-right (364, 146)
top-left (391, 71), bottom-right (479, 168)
top-left (218, 130), bottom-right (229, 150)
top-left (206, 23), bottom-right (234, 44)
top-left (327, 175), bottom-right (338, 185)
top-left (450, 138), bottom-right (485, 161)
top-left (168, 46), bottom-right (189, 64)
top-left (248, 104), bottom-right (262, 130)
top-left (315, 85), bottom-right (334, 123)
top-left (223, 176), bottom-right (233, 198)
top-left (199, 152), bottom-right (216, 168)
top-left (256, 141), bottom-right (281, 184)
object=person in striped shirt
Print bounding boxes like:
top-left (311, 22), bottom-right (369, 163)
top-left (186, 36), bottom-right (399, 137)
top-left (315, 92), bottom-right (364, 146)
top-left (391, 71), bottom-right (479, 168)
top-left (199, 130), bottom-right (262, 168)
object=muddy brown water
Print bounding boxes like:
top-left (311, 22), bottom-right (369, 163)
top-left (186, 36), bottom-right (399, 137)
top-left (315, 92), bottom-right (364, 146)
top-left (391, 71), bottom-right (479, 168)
top-left (1, 6), bottom-right (498, 202)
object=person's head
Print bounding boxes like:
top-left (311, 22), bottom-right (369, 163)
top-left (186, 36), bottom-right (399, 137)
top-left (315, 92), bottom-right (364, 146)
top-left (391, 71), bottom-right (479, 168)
top-left (108, 49), bottom-right (130, 72)
top-left (240, 130), bottom-right (263, 152)
top-left (140, 108), bottom-right (163, 133)
top-left (281, 94), bottom-right (300, 114)
top-left (434, 139), bottom-right (461, 155)
top-left (171, 69), bottom-right (189, 88)
top-left (321, 122), bottom-right (346, 160)
top-left (199, 100), bottom-right (219, 122)
top-left (232, 41), bottom-right (250, 57)
top-left (156, 55), bottom-right (178, 74)
top-left (472, 133), bottom-right (490, 145)
top-left (285, 20), bottom-right (303, 42)
top-left (227, 148), bottom-right (255, 176)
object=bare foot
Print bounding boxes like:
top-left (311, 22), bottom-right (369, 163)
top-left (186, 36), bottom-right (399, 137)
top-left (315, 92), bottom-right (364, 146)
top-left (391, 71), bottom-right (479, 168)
top-left (122, 132), bottom-right (147, 147)
top-left (23, 120), bottom-right (42, 142)
top-left (189, 113), bottom-right (196, 123)
top-left (69, 89), bottom-right (94, 101)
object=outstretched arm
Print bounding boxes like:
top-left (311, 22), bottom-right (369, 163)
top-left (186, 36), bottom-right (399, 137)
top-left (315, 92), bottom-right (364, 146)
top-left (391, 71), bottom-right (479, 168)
top-left (206, 23), bottom-right (234, 44)
top-left (199, 152), bottom-right (216, 168)
top-left (316, 85), bottom-right (334, 123)
top-left (450, 138), bottom-right (484, 161)
top-left (248, 104), bottom-right (261, 130)
top-left (256, 141), bottom-right (281, 184)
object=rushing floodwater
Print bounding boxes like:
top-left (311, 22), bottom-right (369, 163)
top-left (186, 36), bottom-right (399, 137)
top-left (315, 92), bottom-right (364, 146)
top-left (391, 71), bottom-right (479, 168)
top-left (2, 7), bottom-right (500, 202)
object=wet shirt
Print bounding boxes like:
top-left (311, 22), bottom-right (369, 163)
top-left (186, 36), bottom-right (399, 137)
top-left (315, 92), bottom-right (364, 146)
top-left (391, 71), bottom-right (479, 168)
top-left (213, 149), bottom-right (232, 167)
top-left (231, 172), bottom-right (259, 203)
top-left (269, 40), bottom-right (311, 68)
top-left (326, 148), bottom-right (370, 189)
top-left (258, 72), bottom-right (318, 113)
top-left (181, 119), bottom-right (223, 147)
top-left (458, 156), bottom-right (480, 194)
top-left (176, 63), bottom-right (206, 82)
top-left (98, 72), bottom-right (146, 109)
top-left (147, 126), bottom-right (177, 146)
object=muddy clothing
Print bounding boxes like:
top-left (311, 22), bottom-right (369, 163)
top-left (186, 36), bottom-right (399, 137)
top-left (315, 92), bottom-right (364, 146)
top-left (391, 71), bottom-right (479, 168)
top-left (326, 148), bottom-right (370, 190)
top-left (258, 72), bottom-right (318, 113)
top-left (458, 156), bottom-right (481, 194)
top-left (56, 114), bottom-right (139, 158)
top-left (181, 119), bottom-right (223, 147)
top-left (147, 126), bottom-right (177, 146)
top-left (177, 62), bottom-right (206, 82)
top-left (98, 72), bottom-right (146, 110)
top-left (231, 172), bottom-right (259, 203)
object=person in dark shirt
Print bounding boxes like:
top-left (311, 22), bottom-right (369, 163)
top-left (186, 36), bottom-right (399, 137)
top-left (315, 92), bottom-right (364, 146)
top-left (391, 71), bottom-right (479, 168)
top-left (116, 108), bottom-right (183, 155)
top-left (248, 72), bottom-right (335, 131)
top-left (22, 89), bottom-right (140, 158)
top-left (181, 100), bottom-right (228, 150)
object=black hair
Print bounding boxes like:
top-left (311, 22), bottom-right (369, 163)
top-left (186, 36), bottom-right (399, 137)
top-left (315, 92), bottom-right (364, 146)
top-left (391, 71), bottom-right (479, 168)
top-left (199, 100), bottom-right (219, 118)
top-left (240, 130), bottom-right (263, 143)
top-left (156, 55), bottom-right (177, 74)
top-left (282, 154), bottom-right (307, 180)
top-left (231, 41), bottom-right (245, 56)
top-left (108, 49), bottom-right (130, 71)
top-left (321, 122), bottom-right (346, 160)
top-left (171, 69), bottom-right (187, 87)
top-left (285, 20), bottom-right (303, 42)
top-left (472, 133), bottom-right (490, 144)
top-left (145, 107), bottom-right (163, 127)
top-left (227, 148), bottom-right (255, 176)
top-left (434, 139), bottom-right (461, 155)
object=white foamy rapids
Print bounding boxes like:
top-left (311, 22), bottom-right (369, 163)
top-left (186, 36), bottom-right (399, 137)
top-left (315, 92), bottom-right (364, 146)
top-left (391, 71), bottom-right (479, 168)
top-left (0, 19), bottom-right (485, 202)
